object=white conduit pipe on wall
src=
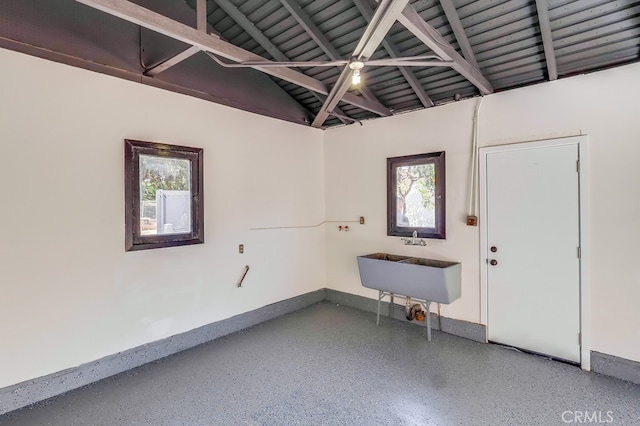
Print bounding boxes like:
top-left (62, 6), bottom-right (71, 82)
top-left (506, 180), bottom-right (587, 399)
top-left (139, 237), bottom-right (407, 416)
top-left (467, 97), bottom-right (484, 219)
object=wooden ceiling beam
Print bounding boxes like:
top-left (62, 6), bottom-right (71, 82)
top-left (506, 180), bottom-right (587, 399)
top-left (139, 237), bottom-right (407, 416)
top-left (535, 0), bottom-right (558, 80)
top-left (213, 0), bottom-right (352, 125)
top-left (397, 5), bottom-right (493, 95)
top-left (438, 0), bottom-right (479, 70)
top-left (74, 0), bottom-right (391, 117)
top-left (353, 0), bottom-right (434, 108)
top-left (312, 0), bottom-right (410, 128)
top-left (279, 0), bottom-right (387, 119)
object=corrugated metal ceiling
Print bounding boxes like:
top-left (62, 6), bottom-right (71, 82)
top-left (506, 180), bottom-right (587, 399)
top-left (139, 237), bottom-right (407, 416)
top-left (2, 0), bottom-right (638, 128)
top-left (182, 0), bottom-right (639, 127)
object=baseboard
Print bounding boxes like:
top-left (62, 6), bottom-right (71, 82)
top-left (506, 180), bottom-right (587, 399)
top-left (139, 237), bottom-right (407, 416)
top-left (591, 351), bottom-right (640, 385)
top-left (0, 289), bottom-right (326, 416)
top-left (325, 289), bottom-right (486, 343)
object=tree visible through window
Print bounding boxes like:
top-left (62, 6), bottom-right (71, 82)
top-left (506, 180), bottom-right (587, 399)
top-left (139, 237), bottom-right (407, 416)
top-left (396, 163), bottom-right (435, 228)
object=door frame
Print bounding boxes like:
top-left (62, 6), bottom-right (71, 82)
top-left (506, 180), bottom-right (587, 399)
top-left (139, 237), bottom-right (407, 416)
top-left (479, 136), bottom-right (591, 370)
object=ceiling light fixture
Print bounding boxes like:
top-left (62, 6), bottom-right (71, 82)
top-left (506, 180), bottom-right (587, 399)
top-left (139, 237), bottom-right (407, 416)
top-left (349, 59), bottom-right (365, 85)
top-left (352, 69), bottom-right (361, 85)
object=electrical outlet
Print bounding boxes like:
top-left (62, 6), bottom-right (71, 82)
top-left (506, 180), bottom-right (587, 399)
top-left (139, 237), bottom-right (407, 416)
top-left (359, 216), bottom-right (365, 225)
top-left (239, 244), bottom-right (244, 254)
top-left (466, 216), bottom-right (478, 226)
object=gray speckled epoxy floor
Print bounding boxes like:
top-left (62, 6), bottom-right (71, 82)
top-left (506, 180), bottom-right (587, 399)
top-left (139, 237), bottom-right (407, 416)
top-left (1, 302), bottom-right (639, 426)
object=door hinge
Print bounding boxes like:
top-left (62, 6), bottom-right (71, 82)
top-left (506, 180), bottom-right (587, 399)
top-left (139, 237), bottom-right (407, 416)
top-left (577, 247), bottom-right (581, 258)
top-left (576, 160), bottom-right (580, 173)
top-left (578, 332), bottom-right (582, 346)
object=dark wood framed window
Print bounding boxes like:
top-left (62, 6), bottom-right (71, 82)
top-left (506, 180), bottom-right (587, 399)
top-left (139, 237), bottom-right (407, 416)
top-left (387, 151), bottom-right (446, 239)
top-left (125, 139), bottom-right (204, 251)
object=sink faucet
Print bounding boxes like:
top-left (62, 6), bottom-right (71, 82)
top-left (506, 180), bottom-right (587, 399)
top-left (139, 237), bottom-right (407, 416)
top-left (401, 231), bottom-right (427, 246)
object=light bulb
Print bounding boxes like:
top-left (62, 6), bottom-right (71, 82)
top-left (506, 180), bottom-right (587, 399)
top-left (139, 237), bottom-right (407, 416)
top-left (352, 69), bottom-right (361, 85)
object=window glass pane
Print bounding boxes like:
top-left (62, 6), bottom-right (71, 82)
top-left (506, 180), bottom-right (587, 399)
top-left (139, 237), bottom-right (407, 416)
top-left (396, 163), bottom-right (435, 228)
top-left (139, 155), bottom-right (192, 235)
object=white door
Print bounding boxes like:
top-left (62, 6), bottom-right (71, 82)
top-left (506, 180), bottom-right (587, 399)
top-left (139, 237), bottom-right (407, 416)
top-left (486, 143), bottom-right (581, 363)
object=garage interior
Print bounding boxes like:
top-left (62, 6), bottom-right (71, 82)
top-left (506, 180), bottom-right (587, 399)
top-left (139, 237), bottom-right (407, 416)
top-left (0, 0), bottom-right (639, 423)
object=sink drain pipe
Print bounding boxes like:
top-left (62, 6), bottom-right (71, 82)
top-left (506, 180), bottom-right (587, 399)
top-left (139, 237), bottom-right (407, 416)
top-left (406, 297), bottom-right (414, 320)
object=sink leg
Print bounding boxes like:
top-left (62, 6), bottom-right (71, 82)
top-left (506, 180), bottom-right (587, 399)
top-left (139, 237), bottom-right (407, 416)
top-left (389, 293), bottom-right (394, 319)
top-left (426, 301), bottom-right (432, 342)
top-left (376, 291), bottom-right (382, 326)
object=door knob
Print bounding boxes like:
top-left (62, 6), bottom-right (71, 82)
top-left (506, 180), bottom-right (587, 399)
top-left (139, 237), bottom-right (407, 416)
top-left (490, 259), bottom-right (498, 266)
top-left (490, 246), bottom-right (498, 252)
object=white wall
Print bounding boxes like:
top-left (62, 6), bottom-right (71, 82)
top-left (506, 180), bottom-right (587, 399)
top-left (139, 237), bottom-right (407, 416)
top-left (324, 62), bottom-right (640, 364)
top-left (2, 47), bottom-right (639, 391)
top-left (0, 48), bottom-right (325, 388)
